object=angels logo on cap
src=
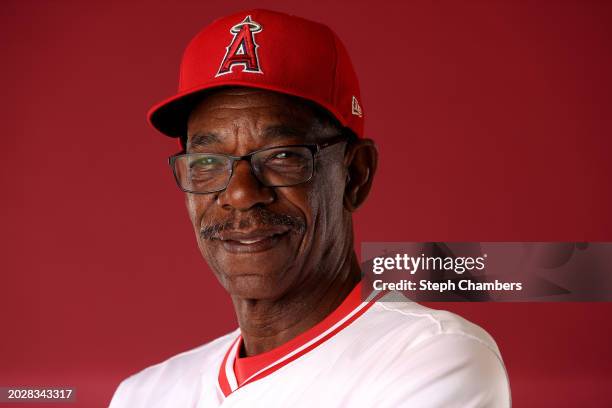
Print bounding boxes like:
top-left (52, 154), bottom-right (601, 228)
top-left (216, 15), bottom-right (263, 77)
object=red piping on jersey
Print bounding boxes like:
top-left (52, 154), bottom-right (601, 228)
top-left (217, 282), bottom-right (385, 397)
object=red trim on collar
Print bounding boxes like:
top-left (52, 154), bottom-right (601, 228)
top-left (217, 335), bottom-right (240, 396)
top-left (217, 281), bottom-right (384, 397)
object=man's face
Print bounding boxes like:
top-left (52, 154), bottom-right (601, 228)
top-left (185, 88), bottom-right (351, 301)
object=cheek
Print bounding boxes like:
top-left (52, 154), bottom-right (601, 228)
top-left (282, 163), bottom-right (346, 246)
top-left (274, 186), bottom-right (313, 231)
top-left (313, 160), bottom-right (346, 212)
top-left (184, 194), bottom-right (214, 235)
top-left (315, 164), bottom-right (348, 239)
top-left (185, 194), bottom-right (226, 273)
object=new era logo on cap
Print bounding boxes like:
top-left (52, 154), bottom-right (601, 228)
top-left (147, 9), bottom-right (364, 139)
top-left (351, 96), bottom-right (362, 117)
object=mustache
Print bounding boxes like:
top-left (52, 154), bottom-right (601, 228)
top-left (199, 207), bottom-right (306, 240)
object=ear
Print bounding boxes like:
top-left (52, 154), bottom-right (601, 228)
top-left (343, 138), bottom-right (378, 212)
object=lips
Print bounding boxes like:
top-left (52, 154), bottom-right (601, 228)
top-left (211, 226), bottom-right (291, 254)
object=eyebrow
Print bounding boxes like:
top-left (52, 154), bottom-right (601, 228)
top-left (188, 125), bottom-right (309, 150)
top-left (188, 132), bottom-right (221, 150)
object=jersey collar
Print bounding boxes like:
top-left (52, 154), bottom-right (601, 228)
top-left (217, 281), bottom-right (383, 397)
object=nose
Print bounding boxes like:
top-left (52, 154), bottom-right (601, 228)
top-left (217, 160), bottom-right (275, 210)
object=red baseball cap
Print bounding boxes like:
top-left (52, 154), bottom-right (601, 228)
top-left (147, 9), bottom-right (364, 140)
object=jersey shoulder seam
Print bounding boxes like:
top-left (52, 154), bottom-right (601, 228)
top-left (374, 301), bottom-right (500, 357)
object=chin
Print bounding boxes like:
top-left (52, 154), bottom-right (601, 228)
top-left (223, 272), bottom-right (292, 301)
top-left (201, 238), bottom-right (301, 300)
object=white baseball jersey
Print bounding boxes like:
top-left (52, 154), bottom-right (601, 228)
top-left (110, 284), bottom-right (511, 407)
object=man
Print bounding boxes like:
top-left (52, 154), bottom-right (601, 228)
top-left (110, 9), bottom-right (510, 407)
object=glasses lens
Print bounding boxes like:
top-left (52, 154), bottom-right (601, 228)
top-left (253, 146), bottom-right (314, 187)
top-left (173, 154), bottom-right (231, 193)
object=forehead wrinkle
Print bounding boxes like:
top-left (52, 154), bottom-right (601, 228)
top-left (191, 92), bottom-right (304, 117)
top-left (190, 110), bottom-right (313, 142)
top-left (186, 89), bottom-right (338, 151)
top-left (189, 89), bottom-right (315, 125)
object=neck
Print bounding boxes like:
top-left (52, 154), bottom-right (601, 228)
top-left (231, 251), bottom-right (361, 357)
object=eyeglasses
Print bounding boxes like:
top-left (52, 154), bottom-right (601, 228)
top-left (168, 136), bottom-right (348, 194)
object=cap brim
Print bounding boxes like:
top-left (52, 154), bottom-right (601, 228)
top-left (147, 86), bottom-right (213, 138)
top-left (147, 81), bottom-right (348, 139)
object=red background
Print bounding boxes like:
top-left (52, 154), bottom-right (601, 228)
top-left (2, 1), bottom-right (611, 406)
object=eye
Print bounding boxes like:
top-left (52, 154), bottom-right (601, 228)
top-left (189, 155), bottom-right (226, 171)
top-left (266, 150), bottom-right (306, 164)
top-left (272, 151), bottom-right (294, 159)
top-left (262, 149), bottom-right (311, 173)
top-left (200, 157), bottom-right (219, 165)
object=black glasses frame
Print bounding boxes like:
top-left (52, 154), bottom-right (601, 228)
top-left (168, 135), bottom-right (348, 194)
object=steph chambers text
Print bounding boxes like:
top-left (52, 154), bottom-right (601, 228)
top-left (372, 279), bottom-right (523, 292)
